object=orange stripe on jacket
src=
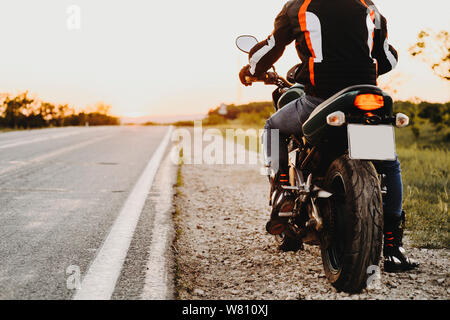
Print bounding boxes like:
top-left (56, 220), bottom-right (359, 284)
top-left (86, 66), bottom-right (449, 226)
top-left (298, 0), bottom-right (315, 86)
top-left (360, 0), bottom-right (376, 23)
top-left (360, 1), bottom-right (376, 23)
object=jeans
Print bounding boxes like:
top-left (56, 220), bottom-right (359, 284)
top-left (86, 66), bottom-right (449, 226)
top-left (263, 95), bottom-right (324, 174)
top-left (263, 95), bottom-right (403, 221)
top-left (373, 157), bottom-right (404, 221)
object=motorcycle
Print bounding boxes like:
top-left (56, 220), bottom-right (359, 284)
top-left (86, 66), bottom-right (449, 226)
top-left (236, 35), bottom-right (410, 293)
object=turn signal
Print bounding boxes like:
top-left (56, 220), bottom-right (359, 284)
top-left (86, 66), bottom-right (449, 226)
top-left (326, 111), bottom-right (346, 126)
top-left (396, 113), bottom-right (410, 128)
top-left (354, 94), bottom-right (384, 111)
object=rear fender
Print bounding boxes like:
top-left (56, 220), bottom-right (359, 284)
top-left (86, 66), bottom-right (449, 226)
top-left (302, 85), bottom-right (393, 146)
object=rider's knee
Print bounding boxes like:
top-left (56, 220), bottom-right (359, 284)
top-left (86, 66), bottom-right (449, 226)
top-left (264, 117), bottom-right (273, 130)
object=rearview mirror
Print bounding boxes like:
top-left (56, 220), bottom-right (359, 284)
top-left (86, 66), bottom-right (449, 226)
top-left (235, 35), bottom-right (258, 53)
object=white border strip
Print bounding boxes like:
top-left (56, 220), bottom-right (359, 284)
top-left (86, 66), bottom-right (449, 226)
top-left (249, 35), bottom-right (275, 75)
top-left (73, 126), bottom-right (173, 300)
top-left (140, 146), bottom-right (177, 300)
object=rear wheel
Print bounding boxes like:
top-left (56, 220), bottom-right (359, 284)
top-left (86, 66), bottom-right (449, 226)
top-left (320, 154), bottom-right (383, 293)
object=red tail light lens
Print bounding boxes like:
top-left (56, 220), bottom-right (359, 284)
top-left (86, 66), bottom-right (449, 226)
top-left (354, 94), bottom-right (384, 111)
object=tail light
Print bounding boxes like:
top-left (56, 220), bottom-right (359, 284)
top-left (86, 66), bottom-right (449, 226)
top-left (354, 94), bottom-right (384, 111)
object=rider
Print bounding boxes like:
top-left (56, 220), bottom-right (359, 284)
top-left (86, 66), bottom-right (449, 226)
top-left (239, 0), bottom-right (418, 272)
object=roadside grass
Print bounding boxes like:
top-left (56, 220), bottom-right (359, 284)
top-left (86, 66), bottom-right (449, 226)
top-left (176, 148), bottom-right (184, 188)
top-left (173, 146), bottom-right (185, 299)
top-left (395, 124), bottom-right (449, 248)
top-left (206, 121), bottom-right (449, 249)
top-left (395, 123), bottom-right (449, 150)
top-left (397, 145), bottom-right (449, 248)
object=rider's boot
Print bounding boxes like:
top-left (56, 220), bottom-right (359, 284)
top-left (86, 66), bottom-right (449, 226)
top-left (266, 172), bottom-right (295, 235)
top-left (383, 211), bottom-right (419, 273)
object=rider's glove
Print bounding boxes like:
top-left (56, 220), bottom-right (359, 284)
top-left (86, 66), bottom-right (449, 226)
top-left (239, 64), bottom-right (253, 86)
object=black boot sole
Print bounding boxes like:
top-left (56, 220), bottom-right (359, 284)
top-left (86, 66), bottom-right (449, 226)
top-left (384, 261), bottom-right (419, 273)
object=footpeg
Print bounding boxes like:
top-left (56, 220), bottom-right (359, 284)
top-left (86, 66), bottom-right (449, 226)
top-left (278, 212), bottom-right (295, 218)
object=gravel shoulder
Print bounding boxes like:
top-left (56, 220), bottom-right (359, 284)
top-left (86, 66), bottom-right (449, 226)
top-left (173, 144), bottom-right (449, 300)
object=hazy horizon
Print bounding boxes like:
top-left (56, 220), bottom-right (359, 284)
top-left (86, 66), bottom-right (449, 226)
top-left (0, 0), bottom-right (449, 118)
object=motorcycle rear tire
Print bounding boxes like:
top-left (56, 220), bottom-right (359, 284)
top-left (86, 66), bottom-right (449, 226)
top-left (320, 154), bottom-right (383, 293)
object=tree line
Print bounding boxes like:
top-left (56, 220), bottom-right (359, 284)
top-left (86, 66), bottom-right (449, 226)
top-left (0, 92), bottom-right (119, 129)
top-left (394, 100), bottom-right (450, 141)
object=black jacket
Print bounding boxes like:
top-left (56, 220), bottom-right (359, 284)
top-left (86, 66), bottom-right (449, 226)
top-left (248, 0), bottom-right (398, 99)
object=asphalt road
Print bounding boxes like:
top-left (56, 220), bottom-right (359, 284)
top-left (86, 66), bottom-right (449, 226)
top-left (0, 126), bottom-right (175, 299)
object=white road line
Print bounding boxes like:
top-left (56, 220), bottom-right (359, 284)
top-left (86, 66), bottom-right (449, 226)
top-left (141, 146), bottom-right (177, 300)
top-left (0, 127), bottom-right (107, 150)
top-left (73, 126), bottom-right (174, 300)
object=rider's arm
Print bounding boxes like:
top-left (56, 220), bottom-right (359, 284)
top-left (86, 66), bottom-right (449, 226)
top-left (248, 2), bottom-right (295, 77)
top-left (372, 12), bottom-right (399, 76)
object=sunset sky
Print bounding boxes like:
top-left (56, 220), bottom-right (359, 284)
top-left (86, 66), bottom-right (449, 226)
top-left (0, 0), bottom-right (449, 118)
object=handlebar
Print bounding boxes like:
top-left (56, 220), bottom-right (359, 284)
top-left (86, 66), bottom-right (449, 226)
top-left (245, 72), bottom-right (292, 88)
top-left (244, 76), bottom-right (260, 83)
top-left (245, 72), bottom-right (277, 84)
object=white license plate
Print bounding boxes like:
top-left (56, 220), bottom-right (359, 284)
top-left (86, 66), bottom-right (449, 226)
top-left (348, 124), bottom-right (396, 161)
